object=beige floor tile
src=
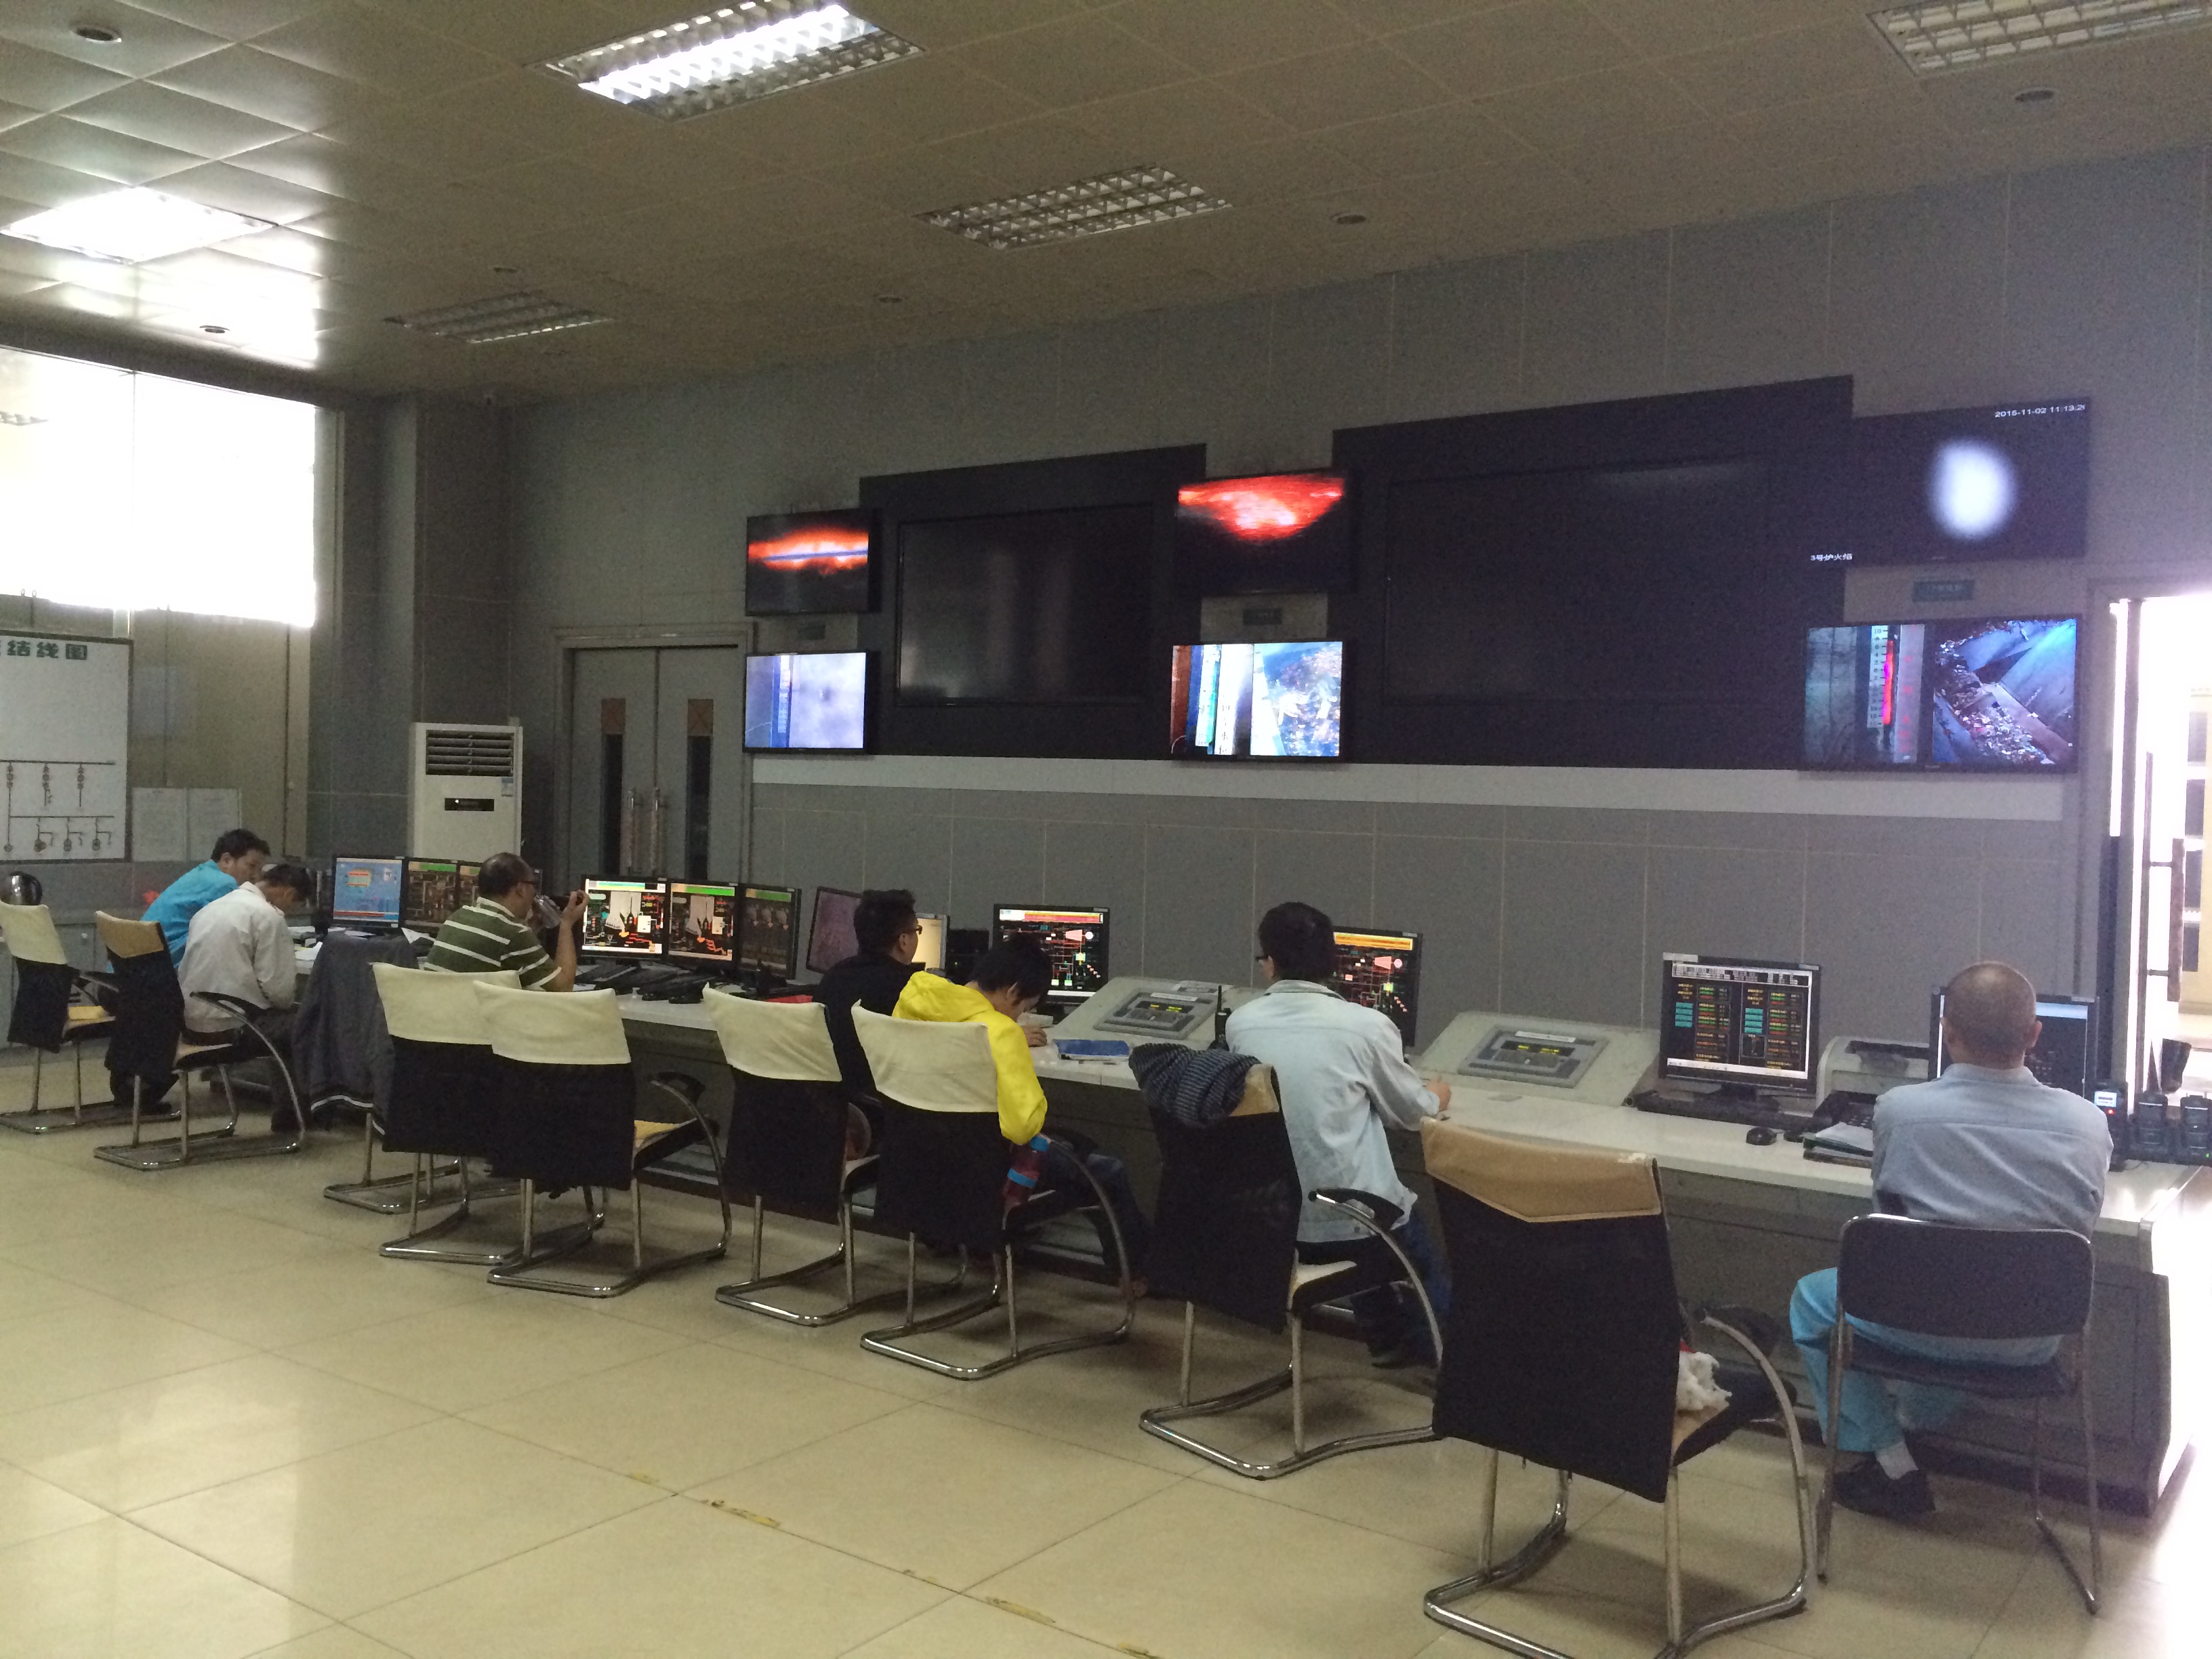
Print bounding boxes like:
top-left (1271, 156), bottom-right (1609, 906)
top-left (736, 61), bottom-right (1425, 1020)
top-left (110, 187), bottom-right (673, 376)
top-left (0, 1170), bottom-right (205, 1250)
top-left (0, 1465), bottom-right (104, 1550)
top-left (126, 1246), bottom-right (499, 1350)
top-left (689, 1401), bottom-right (1176, 1590)
top-left (842, 1591), bottom-right (1126, 1656)
top-left (1970, 1554), bottom-right (2185, 1658)
top-left (975, 1477), bottom-right (1460, 1659)
top-left (0, 1514), bottom-right (327, 1658)
top-left (276, 1292), bottom-right (690, 1414)
top-left (1, 1210), bottom-right (356, 1300)
top-left (239, 1629), bottom-right (414, 1658)
top-left (352, 1493), bottom-right (949, 1658)
top-left (462, 1338), bottom-right (912, 1489)
top-left (711, 1311), bottom-right (965, 1404)
top-left (130, 1416), bottom-right (665, 1620)
top-left (0, 1258), bottom-right (107, 1323)
top-left (0, 1297), bottom-right (252, 1415)
top-left (0, 1353), bottom-right (439, 1512)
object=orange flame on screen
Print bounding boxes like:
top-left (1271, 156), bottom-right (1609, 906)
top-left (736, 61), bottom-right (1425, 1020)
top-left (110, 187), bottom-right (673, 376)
top-left (1178, 474), bottom-right (1346, 542)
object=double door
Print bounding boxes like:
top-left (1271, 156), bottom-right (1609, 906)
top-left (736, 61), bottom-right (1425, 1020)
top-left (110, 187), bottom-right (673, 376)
top-left (565, 647), bottom-right (746, 884)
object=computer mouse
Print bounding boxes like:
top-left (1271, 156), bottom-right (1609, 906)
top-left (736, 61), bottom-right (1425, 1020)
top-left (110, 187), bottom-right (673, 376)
top-left (1744, 1125), bottom-right (1779, 1147)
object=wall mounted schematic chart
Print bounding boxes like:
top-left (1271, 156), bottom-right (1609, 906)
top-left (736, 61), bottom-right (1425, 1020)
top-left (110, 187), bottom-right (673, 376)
top-left (0, 632), bottom-right (129, 861)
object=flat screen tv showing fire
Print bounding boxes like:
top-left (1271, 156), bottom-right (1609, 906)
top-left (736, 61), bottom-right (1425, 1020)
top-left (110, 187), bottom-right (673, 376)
top-left (1174, 471), bottom-right (1355, 594)
top-left (745, 510), bottom-right (876, 615)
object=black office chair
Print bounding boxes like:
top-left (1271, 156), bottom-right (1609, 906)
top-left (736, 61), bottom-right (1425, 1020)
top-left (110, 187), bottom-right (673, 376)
top-left (1418, 1121), bottom-right (1814, 1659)
top-left (0, 899), bottom-right (126, 1132)
top-left (1808, 1213), bottom-right (2102, 1614)
top-left (852, 1008), bottom-right (1133, 1379)
top-left (91, 913), bottom-right (305, 1170)
top-left (1138, 1067), bottom-right (1442, 1479)
top-left (306, 929), bottom-right (454, 1212)
top-left (476, 983), bottom-right (731, 1297)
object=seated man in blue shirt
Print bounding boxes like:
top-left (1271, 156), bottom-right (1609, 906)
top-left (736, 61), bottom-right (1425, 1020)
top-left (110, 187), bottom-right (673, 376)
top-left (144, 828), bottom-right (269, 964)
top-left (1791, 961), bottom-right (2110, 1519)
top-left (1227, 901), bottom-right (1452, 1367)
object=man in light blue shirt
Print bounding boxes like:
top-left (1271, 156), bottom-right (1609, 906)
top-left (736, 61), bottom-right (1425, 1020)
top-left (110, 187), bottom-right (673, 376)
top-left (144, 828), bottom-right (268, 964)
top-left (1227, 901), bottom-right (1452, 1366)
top-left (1791, 961), bottom-right (2110, 1519)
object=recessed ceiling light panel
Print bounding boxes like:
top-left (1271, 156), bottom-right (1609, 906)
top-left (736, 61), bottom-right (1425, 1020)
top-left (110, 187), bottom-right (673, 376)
top-left (389, 291), bottom-right (612, 346)
top-left (922, 166), bottom-right (1231, 251)
top-left (1871, 0), bottom-right (2212, 75)
top-left (544, 2), bottom-right (920, 121)
top-left (2, 188), bottom-right (273, 264)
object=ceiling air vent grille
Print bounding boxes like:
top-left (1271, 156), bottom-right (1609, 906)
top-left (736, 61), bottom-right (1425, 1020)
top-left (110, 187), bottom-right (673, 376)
top-left (424, 729), bottom-right (516, 777)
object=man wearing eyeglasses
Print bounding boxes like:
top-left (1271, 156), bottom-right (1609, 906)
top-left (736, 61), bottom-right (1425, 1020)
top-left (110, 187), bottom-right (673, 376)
top-left (815, 888), bottom-right (929, 1101)
top-left (424, 852), bottom-right (586, 990)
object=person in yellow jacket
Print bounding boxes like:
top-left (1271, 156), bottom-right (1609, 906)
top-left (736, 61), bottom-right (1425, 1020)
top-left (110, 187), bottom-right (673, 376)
top-left (893, 939), bottom-right (1150, 1273)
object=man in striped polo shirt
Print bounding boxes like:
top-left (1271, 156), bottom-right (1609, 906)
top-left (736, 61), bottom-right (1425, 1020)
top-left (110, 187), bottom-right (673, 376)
top-left (424, 853), bottom-right (584, 991)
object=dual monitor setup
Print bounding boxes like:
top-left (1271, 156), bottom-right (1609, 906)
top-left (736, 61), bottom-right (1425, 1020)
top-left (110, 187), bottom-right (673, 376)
top-left (328, 855), bottom-right (478, 933)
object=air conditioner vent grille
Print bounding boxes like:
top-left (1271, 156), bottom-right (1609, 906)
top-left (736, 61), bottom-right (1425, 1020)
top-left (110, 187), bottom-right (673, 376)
top-left (424, 729), bottom-right (516, 777)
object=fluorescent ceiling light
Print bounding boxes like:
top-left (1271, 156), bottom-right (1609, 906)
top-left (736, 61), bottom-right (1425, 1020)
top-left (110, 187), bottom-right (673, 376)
top-left (389, 291), bottom-right (612, 346)
top-left (1, 188), bottom-right (273, 264)
top-left (923, 167), bottom-right (1231, 251)
top-left (544, 2), bottom-right (920, 120)
top-left (1871, 0), bottom-right (2212, 75)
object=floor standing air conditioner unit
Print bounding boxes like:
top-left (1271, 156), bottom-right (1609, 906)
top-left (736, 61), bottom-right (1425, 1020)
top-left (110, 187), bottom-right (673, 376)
top-left (410, 722), bottom-right (521, 862)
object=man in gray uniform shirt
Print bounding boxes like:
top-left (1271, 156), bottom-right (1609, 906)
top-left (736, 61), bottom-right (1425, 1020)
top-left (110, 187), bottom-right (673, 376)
top-left (1790, 961), bottom-right (2110, 1519)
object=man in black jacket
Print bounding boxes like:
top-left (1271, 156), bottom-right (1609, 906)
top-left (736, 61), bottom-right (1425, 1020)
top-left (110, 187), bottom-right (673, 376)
top-left (813, 888), bottom-right (926, 1106)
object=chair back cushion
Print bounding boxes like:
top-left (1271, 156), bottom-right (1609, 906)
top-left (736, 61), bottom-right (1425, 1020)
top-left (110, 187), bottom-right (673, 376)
top-left (97, 912), bottom-right (167, 960)
top-left (1147, 1075), bottom-right (1302, 1333)
top-left (97, 911), bottom-right (184, 1081)
top-left (374, 963), bottom-right (516, 1044)
top-left (1423, 1120), bottom-right (1683, 1503)
top-left (373, 964), bottom-right (519, 1156)
top-left (707, 990), bottom-right (840, 1082)
top-left (0, 901), bottom-right (68, 966)
top-left (852, 1008), bottom-right (999, 1115)
top-left (475, 983), bottom-right (630, 1065)
top-left (1838, 1214), bottom-right (2093, 1340)
top-left (475, 985), bottom-right (636, 1189)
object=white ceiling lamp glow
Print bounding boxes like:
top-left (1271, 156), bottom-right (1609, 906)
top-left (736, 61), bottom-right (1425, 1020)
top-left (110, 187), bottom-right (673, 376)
top-left (1871, 0), bottom-right (2212, 75)
top-left (544, 3), bottom-right (920, 120)
top-left (388, 292), bottom-right (611, 346)
top-left (1, 188), bottom-right (274, 264)
top-left (923, 167), bottom-right (1231, 251)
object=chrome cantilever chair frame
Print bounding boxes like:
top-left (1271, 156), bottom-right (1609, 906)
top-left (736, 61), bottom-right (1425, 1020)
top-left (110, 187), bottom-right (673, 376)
top-left (325, 1097), bottom-right (470, 1214)
top-left (0, 901), bottom-right (128, 1132)
top-left (1424, 1314), bottom-right (1814, 1659)
top-left (96, 987), bottom-right (306, 1171)
top-left (714, 1153), bottom-right (966, 1326)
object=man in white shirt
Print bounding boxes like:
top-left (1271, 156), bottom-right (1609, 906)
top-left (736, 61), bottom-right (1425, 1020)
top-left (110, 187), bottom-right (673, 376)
top-left (180, 863), bottom-right (313, 1050)
top-left (1226, 901), bottom-right (1453, 1366)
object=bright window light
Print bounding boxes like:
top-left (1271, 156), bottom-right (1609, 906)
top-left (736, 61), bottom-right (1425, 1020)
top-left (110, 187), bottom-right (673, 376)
top-left (1872, 0), bottom-right (2212, 75)
top-left (544, 3), bottom-right (921, 120)
top-left (0, 346), bottom-right (318, 627)
top-left (1, 188), bottom-right (274, 264)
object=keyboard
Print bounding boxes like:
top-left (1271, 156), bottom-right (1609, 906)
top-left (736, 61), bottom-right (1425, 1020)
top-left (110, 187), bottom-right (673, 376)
top-left (1633, 1089), bottom-right (1817, 1131)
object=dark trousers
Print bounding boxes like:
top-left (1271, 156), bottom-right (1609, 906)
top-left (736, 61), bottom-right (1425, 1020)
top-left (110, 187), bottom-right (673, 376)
top-left (1297, 1215), bottom-right (1450, 1359)
top-left (1036, 1142), bottom-right (1151, 1274)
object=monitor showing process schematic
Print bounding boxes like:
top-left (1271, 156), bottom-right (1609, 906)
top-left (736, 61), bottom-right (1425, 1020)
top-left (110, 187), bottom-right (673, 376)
top-left (1658, 952), bottom-right (1820, 1099)
top-left (0, 632), bottom-right (129, 861)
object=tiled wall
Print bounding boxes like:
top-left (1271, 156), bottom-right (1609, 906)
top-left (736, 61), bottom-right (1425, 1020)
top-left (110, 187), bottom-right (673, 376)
top-left (751, 782), bottom-right (2069, 1052)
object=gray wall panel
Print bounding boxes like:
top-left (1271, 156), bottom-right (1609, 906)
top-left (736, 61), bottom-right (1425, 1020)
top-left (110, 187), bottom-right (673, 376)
top-left (1805, 853), bottom-right (1982, 1042)
top-left (1141, 823), bottom-right (1256, 985)
top-left (1500, 840), bottom-right (1648, 1026)
top-left (1374, 833), bottom-right (1503, 1046)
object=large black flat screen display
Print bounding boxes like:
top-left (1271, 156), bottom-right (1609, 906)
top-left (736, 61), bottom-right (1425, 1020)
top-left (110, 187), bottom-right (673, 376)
top-left (1848, 401), bottom-right (2089, 566)
top-left (1383, 457), bottom-right (1772, 704)
top-left (896, 504), bottom-right (1153, 704)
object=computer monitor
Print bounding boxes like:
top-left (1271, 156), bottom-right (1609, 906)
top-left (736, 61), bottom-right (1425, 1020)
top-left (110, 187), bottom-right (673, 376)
top-left (668, 880), bottom-right (739, 966)
top-left (914, 913), bottom-right (947, 975)
top-left (991, 905), bottom-right (1109, 1007)
top-left (1332, 926), bottom-right (1422, 1046)
top-left (330, 855), bottom-right (403, 930)
top-left (807, 886), bottom-right (861, 976)
top-left (735, 884), bottom-right (801, 979)
top-left (580, 877), bottom-right (668, 958)
top-left (1170, 640), bottom-right (1345, 759)
top-left (400, 857), bottom-right (479, 931)
top-left (1658, 953), bottom-right (1821, 1099)
top-left (743, 652), bottom-right (869, 752)
top-left (1929, 989), bottom-right (2094, 1098)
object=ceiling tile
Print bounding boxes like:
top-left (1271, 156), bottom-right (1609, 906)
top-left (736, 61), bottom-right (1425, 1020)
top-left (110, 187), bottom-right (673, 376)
top-left (853, 0), bottom-right (1098, 52)
top-left (1481, 64), bottom-right (1711, 153)
top-left (250, 1), bottom-right (510, 96)
top-left (1729, 83), bottom-right (1953, 170)
top-left (0, 148), bottom-right (100, 209)
top-left (1659, 18), bottom-right (1901, 119)
top-left (923, 115), bottom-right (1137, 200)
top-left (1390, 0), bottom-right (1636, 98)
top-left (0, 98), bottom-right (39, 136)
top-left (457, 152), bottom-right (680, 220)
top-left (1063, 79), bottom-right (1294, 158)
top-left (1556, 125), bottom-right (1793, 231)
top-left (0, 43), bottom-right (132, 114)
top-left (806, 52), bottom-right (1044, 145)
top-left (1328, 0), bottom-right (1528, 37)
top-left (812, 146), bottom-right (1002, 216)
top-left (355, 0), bottom-right (651, 65)
top-left (1114, 0), bottom-right (1361, 75)
top-left (1216, 42), bottom-right (1456, 132)
top-left (157, 157), bottom-right (340, 222)
top-left (0, 113), bottom-right (206, 186)
top-left (957, 14), bottom-right (1195, 109)
top-left (66, 81), bottom-right (300, 161)
top-left (1196, 134), bottom-right (1374, 208)
top-left (1320, 100), bottom-right (1532, 179)
top-left (1595, 0), bottom-right (1866, 58)
top-left (319, 95), bottom-right (549, 178)
top-left (0, 2), bottom-right (228, 77)
top-left (121, 1), bottom-right (335, 38)
top-left (151, 43), bottom-right (405, 131)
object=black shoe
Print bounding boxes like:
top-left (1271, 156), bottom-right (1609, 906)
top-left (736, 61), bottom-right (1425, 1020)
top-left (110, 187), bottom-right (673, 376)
top-left (1369, 1335), bottom-right (1439, 1370)
top-left (1832, 1459), bottom-right (1935, 1519)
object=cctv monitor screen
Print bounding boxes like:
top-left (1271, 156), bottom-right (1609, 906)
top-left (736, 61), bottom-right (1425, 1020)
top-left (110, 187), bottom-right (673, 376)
top-left (581, 877), bottom-right (668, 958)
top-left (668, 881), bottom-right (739, 966)
top-left (331, 856), bottom-right (403, 929)
top-left (1927, 616), bottom-right (2076, 772)
top-left (1170, 640), bottom-right (1345, 760)
top-left (400, 858), bottom-right (480, 930)
top-left (745, 510), bottom-right (876, 616)
top-left (1174, 470), bottom-right (1355, 595)
top-left (806, 886), bottom-right (860, 976)
top-left (735, 884), bottom-right (800, 978)
top-left (991, 905), bottom-right (1109, 1006)
top-left (1929, 991), bottom-right (2094, 1098)
top-left (1849, 400), bottom-right (2090, 566)
top-left (1331, 927), bottom-right (1422, 1046)
top-left (1659, 954), bottom-right (1820, 1094)
top-left (1803, 623), bottom-right (1927, 769)
top-left (914, 913), bottom-right (947, 975)
top-left (744, 652), bottom-right (869, 752)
